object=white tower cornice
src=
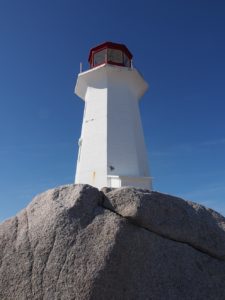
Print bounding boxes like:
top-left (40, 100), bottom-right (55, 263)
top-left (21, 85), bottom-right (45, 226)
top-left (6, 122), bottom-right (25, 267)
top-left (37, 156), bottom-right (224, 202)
top-left (75, 64), bottom-right (148, 101)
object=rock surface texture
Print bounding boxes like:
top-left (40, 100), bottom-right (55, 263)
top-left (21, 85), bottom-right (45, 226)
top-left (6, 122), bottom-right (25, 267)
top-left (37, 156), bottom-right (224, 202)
top-left (0, 184), bottom-right (225, 300)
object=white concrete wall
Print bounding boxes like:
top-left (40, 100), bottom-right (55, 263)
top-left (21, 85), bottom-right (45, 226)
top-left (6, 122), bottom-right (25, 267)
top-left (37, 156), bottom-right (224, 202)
top-left (106, 68), bottom-right (149, 178)
top-left (107, 175), bottom-right (151, 189)
top-left (75, 64), bottom-right (151, 189)
top-left (75, 87), bottom-right (108, 188)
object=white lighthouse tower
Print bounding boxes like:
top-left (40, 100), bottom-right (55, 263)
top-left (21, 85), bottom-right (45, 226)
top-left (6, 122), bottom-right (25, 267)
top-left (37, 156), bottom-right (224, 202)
top-left (74, 42), bottom-right (151, 190)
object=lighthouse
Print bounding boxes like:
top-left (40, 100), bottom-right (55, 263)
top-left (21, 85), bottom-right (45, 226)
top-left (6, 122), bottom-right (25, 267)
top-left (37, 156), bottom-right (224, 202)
top-left (74, 42), bottom-right (151, 190)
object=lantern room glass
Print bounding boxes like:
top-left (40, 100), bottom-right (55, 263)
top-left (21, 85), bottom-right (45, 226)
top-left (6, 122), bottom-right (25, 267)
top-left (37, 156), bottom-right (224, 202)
top-left (92, 48), bottom-right (131, 68)
top-left (93, 49), bottom-right (107, 66)
top-left (108, 49), bottom-right (123, 64)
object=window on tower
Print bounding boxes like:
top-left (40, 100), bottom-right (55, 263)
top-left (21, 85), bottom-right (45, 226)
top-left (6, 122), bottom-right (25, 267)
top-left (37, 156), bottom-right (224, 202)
top-left (107, 49), bottom-right (123, 64)
top-left (123, 53), bottom-right (131, 67)
top-left (93, 49), bottom-right (107, 66)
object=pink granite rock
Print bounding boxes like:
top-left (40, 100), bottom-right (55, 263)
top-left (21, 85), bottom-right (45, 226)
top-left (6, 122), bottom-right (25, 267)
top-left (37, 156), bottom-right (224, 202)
top-left (0, 184), bottom-right (225, 300)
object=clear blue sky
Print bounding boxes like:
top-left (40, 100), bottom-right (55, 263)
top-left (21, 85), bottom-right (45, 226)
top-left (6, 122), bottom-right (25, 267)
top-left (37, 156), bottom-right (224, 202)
top-left (0, 0), bottom-right (225, 221)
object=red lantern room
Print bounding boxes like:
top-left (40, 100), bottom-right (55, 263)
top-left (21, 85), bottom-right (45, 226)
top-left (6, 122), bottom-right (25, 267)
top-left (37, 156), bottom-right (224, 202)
top-left (88, 41), bottom-right (133, 69)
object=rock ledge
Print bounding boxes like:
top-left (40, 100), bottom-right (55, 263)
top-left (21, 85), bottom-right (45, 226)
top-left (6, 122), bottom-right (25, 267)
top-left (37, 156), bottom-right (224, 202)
top-left (0, 184), bottom-right (225, 300)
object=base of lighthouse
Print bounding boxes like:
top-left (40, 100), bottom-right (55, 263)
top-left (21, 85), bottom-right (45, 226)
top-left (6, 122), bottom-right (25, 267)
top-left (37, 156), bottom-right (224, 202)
top-left (107, 175), bottom-right (151, 189)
